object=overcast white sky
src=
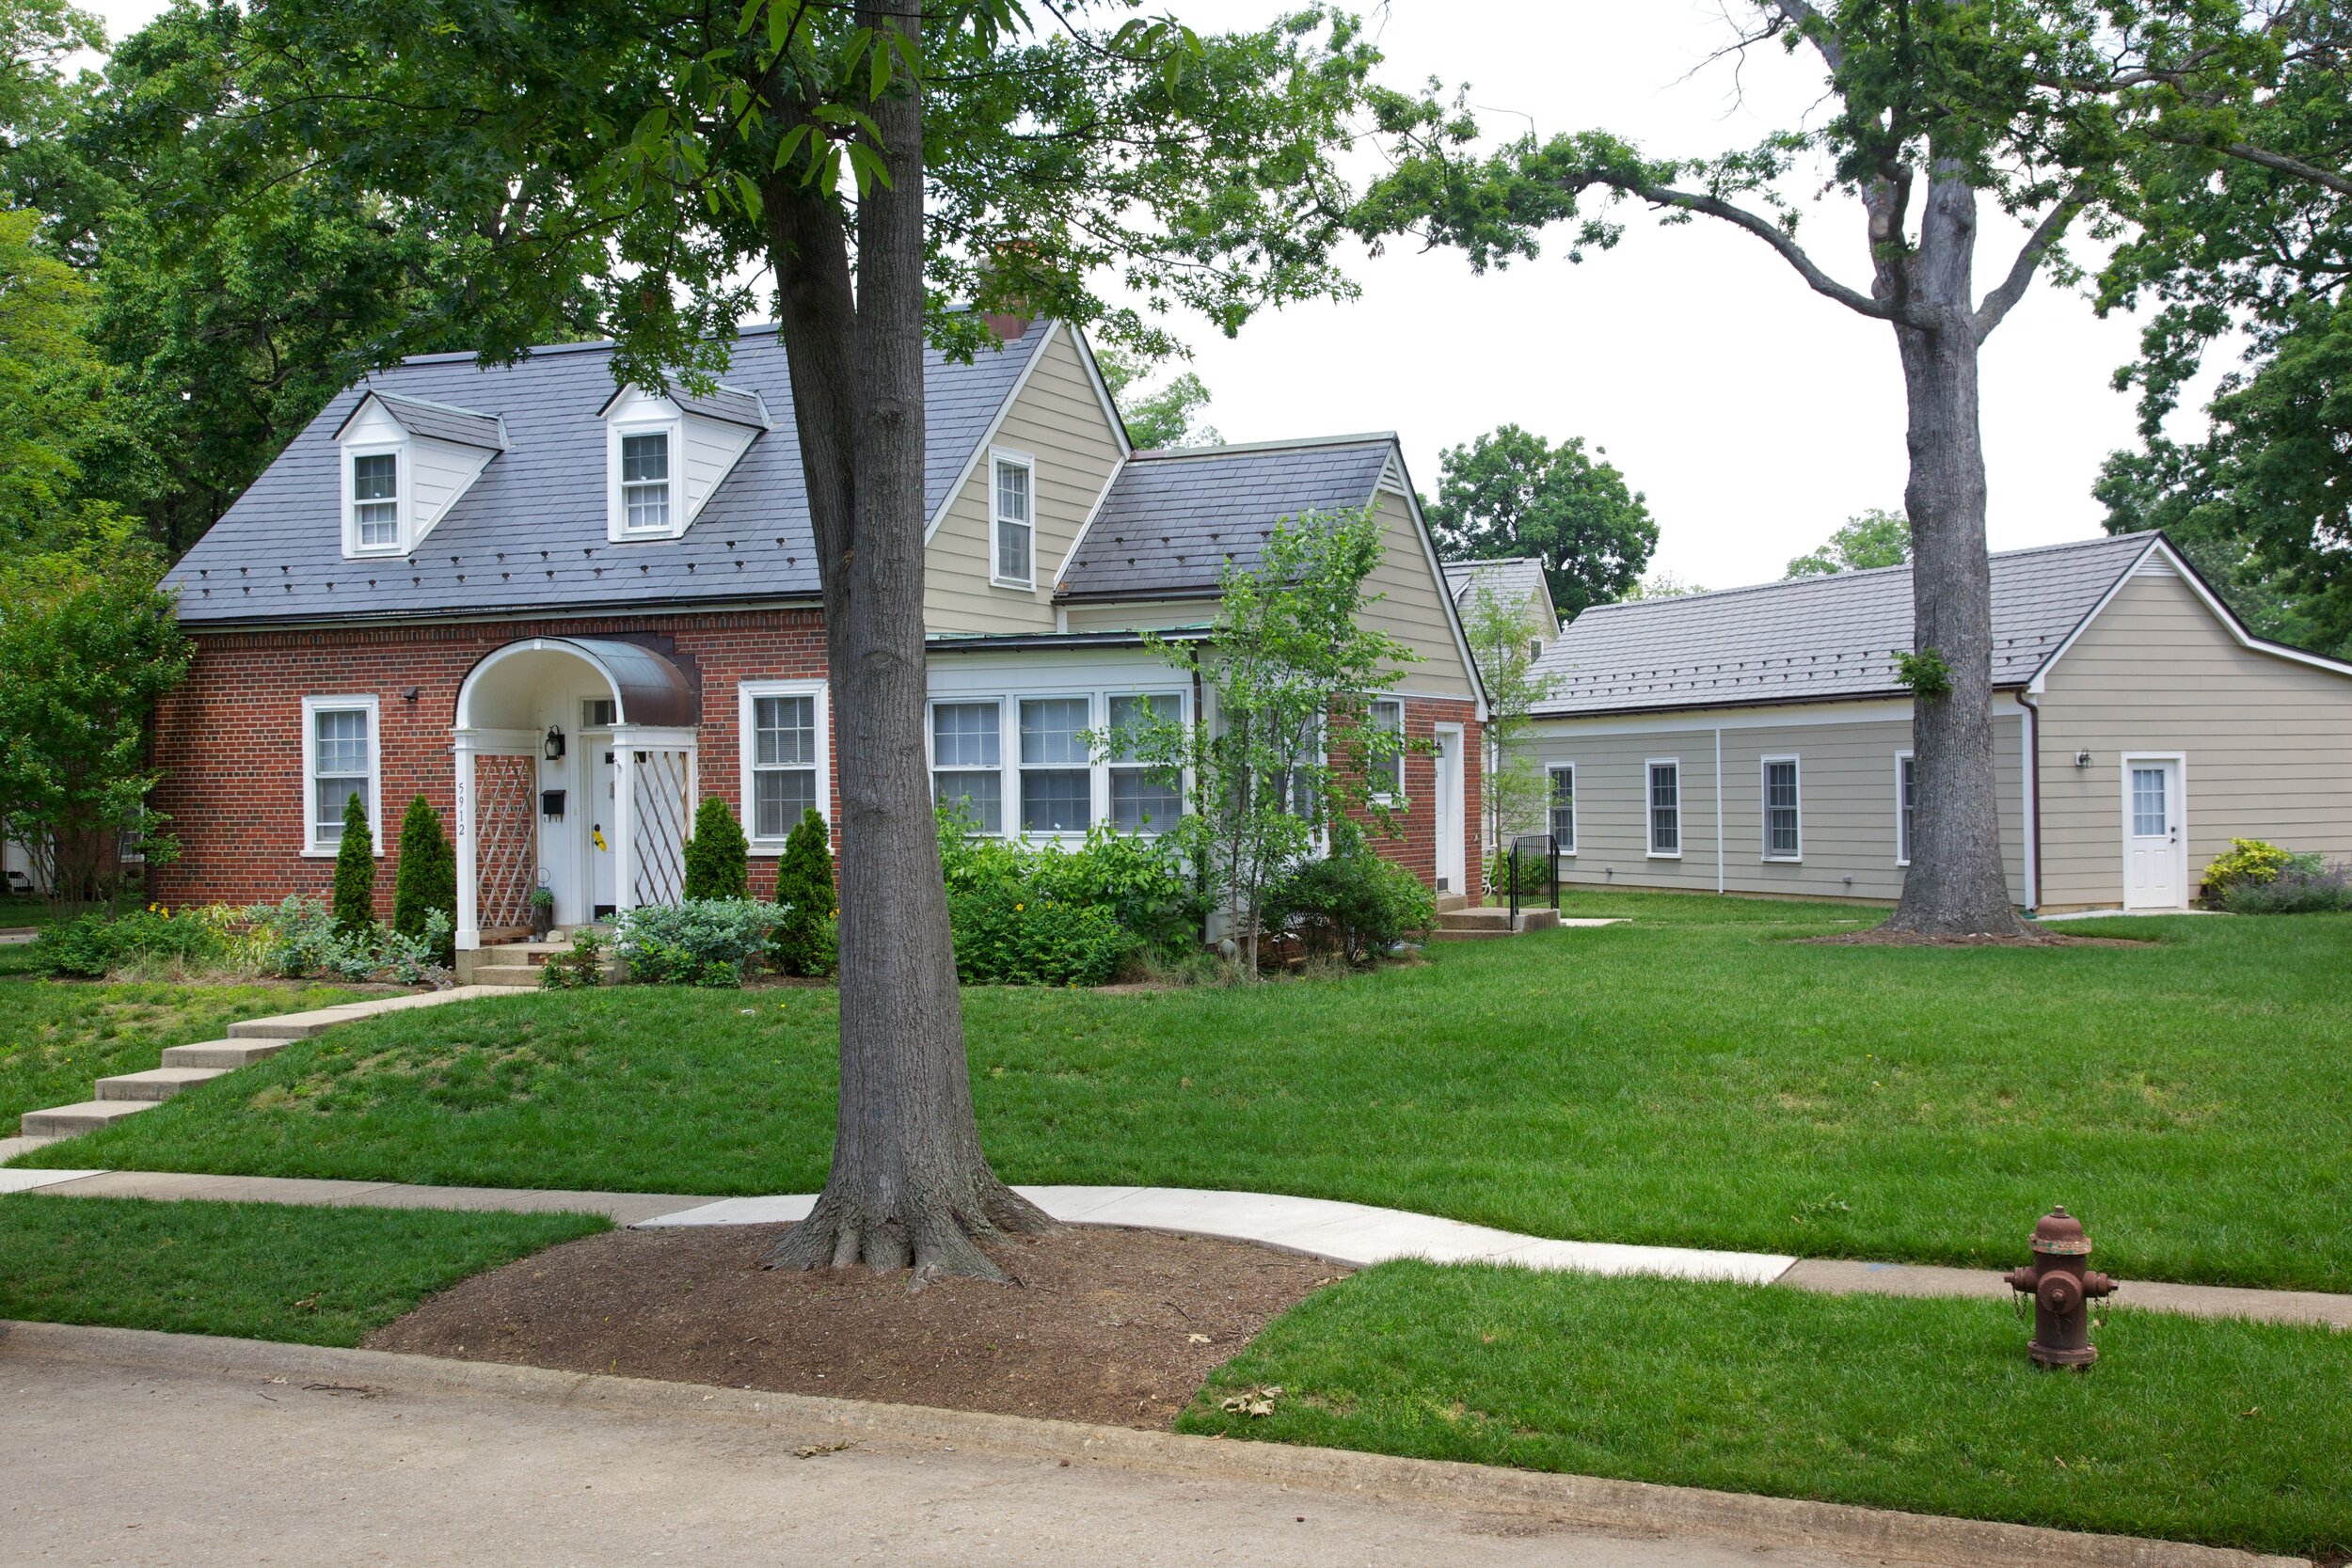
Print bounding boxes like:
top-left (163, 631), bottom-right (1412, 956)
top-left (81, 0), bottom-right (2199, 590)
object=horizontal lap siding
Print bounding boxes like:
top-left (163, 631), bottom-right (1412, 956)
top-left (2036, 568), bottom-right (2352, 908)
top-left (1363, 490), bottom-right (1477, 697)
top-left (1523, 706), bottom-right (2026, 905)
top-left (926, 327), bottom-right (1122, 635)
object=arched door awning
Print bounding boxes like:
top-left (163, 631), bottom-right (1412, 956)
top-left (455, 636), bottom-right (700, 731)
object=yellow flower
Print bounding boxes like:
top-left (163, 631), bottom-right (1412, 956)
top-left (1014, 902), bottom-right (1025, 911)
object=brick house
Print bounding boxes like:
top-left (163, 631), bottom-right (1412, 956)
top-left (153, 317), bottom-right (1486, 956)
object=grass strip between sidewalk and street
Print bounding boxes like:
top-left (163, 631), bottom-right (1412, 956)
top-left (1180, 1260), bottom-right (2352, 1560)
top-left (0, 1195), bottom-right (608, 1346)
top-left (11, 894), bottom-right (2349, 1291)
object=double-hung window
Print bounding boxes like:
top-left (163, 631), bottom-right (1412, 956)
top-left (1106, 692), bottom-right (1183, 831)
top-left (304, 697), bottom-right (378, 855)
top-left (1763, 757), bottom-right (1802, 860)
top-left (1020, 697), bottom-right (1091, 832)
top-left (1896, 752), bottom-right (1916, 866)
top-left (931, 702), bottom-right (1003, 832)
top-left (993, 454), bottom-right (1034, 588)
top-left (747, 689), bottom-right (821, 840)
top-left (1646, 760), bottom-right (1681, 857)
top-left (351, 453), bottom-right (399, 550)
top-left (621, 432), bottom-right (672, 533)
top-left (1366, 699), bottom-right (1405, 799)
top-left (1549, 764), bottom-right (1576, 852)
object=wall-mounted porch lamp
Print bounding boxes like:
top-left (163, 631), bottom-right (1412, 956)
top-left (543, 725), bottom-right (567, 761)
top-left (2074, 749), bottom-right (2092, 768)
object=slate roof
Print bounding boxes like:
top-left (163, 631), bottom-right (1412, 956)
top-left (171, 323), bottom-right (1044, 625)
top-left (1443, 557), bottom-right (1551, 620)
top-left (1529, 532), bottom-right (2157, 719)
top-left (1057, 436), bottom-right (1396, 599)
top-left (340, 391), bottom-right (507, 450)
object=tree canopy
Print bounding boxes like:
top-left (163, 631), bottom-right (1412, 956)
top-left (1424, 424), bottom-right (1656, 620)
top-left (1787, 509), bottom-right (1912, 578)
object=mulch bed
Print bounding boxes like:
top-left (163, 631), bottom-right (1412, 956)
top-left (1802, 929), bottom-right (2147, 948)
top-left (365, 1223), bottom-right (1345, 1429)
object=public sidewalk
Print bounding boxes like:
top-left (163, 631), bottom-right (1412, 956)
top-left (6, 1164), bottom-right (2346, 1330)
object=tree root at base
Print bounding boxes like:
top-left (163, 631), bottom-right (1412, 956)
top-left (761, 1180), bottom-right (1057, 1286)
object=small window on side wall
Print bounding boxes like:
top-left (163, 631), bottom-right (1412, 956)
top-left (1647, 760), bottom-right (1680, 856)
top-left (1549, 764), bottom-right (1576, 852)
top-left (993, 455), bottom-right (1033, 588)
top-left (1367, 699), bottom-right (1405, 799)
top-left (1763, 757), bottom-right (1802, 861)
top-left (1897, 752), bottom-right (1915, 865)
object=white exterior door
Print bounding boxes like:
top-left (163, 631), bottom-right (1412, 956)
top-left (588, 743), bottom-right (618, 916)
top-left (1433, 723), bottom-right (1465, 896)
top-left (2122, 756), bottom-right (2185, 910)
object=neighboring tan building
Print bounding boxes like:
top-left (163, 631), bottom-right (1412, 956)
top-left (1443, 556), bottom-right (1560, 663)
top-left (1515, 532), bottom-right (2352, 912)
top-left (151, 317), bottom-right (1487, 952)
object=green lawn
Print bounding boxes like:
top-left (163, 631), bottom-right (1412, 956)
top-left (0, 978), bottom-right (372, 1134)
top-left (1180, 1262), bottom-right (2352, 1560)
top-left (13, 894), bottom-right (2350, 1290)
top-left (0, 1195), bottom-right (607, 1345)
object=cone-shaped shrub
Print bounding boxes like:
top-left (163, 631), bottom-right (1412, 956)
top-left (682, 795), bottom-right (750, 901)
top-left (390, 794), bottom-right (457, 962)
top-left (332, 791), bottom-right (375, 932)
top-left (771, 807), bottom-right (837, 975)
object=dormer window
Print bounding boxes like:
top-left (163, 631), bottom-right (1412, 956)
top-left (352, 453), bottom-right (400, 550)
top-left (601, 382), bottom-right (771, 544)
top-left (621, 433), bottom-right (672, 532)
top-left (332, 389), bottom-right (504, 560)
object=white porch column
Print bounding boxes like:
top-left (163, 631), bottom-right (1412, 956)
top-left (453, 738), bottom-right (479, 951)
top-left (612, 737), bottom-right (638, 914)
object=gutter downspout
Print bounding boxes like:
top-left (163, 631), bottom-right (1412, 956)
top-left (1714, 727), bottom-right (1725, 895)
top-left (2017, 689), bottom-right (2042, 913)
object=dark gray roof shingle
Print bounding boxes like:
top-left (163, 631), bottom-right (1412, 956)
top-left (1057, 437), bottom-right (1394, 598)
top-left (1443, 557), bottom-right (1549, 618)
top-left (171, 325), bottom-right (1041, 625)
top-left (345, 391), bottom-right (508, 450)
top-left (1529, 533), bottom-right (2155, 718)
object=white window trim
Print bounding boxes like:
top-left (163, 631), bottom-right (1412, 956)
top-left (989, 448), bottom-right (1037, 591)
top-left (1015, 690), bottom-right (1096, 835)
top-left (301, 694), bottom-right (382, 859)
top-left (608, 416), bottom-right (688, 542)
top-left (738, 678), bottom-right (831, 851)
top-left (1104, 689), bottom-right (1189, 835)
top-left (1760, 754), bottom-right (1803, 863)
top-left (341, 442), bottom-right (408, 558)
top-left (928, 696), bottom-right (1010, 835)
top-left (1645, 757), bottom-right (1683, 860)
top-left (1366, 697), bottom-right (1406, 804)
top-left (1895, 749), bottom-right (1915, 867)
top-left (1548, 763), bottom-right (1577, 856)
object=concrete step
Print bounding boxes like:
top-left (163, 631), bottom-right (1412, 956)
top-left (1432, 907), bottom-right (1561, 939)
top-left (22, 1099), bottom-right (154, 1139)
top-left (161, 1037), bottom-right (290, 1069)
top-left (228, 1009), bottom-right (370, 1040)
top-left (95, 1066), bottom-right (230, 1102)
top-left (1434, 893), bottom-right (1470, 913)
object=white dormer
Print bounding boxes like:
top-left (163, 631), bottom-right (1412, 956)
top-left (332, 391), bottom-right (507, 560)
top-left (597, 383), bottom-right (771, 544)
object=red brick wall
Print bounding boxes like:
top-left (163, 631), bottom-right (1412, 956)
top-left (149, 610), bottom-right (829, 915)
top-left (1333, 696), bottom-right (1484, 904)
top-left (151, 615), bottom-right (1481, 914)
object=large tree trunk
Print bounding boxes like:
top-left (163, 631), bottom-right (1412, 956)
top-left (1882, 169), bottom-right (2035, 938)
top-left (764, 2), bottom-right (1051, 1280)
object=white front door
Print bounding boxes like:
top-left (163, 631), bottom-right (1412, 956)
top-left (1433, 723), bottom-right (1465, 896)
top-left (588, 741), bottom-right (618, 917)
top-left (2122, 756), bottom-right (2185, 910)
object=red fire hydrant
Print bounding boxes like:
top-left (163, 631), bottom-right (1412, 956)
top-left (2005, 1206), bottom-right (2117, 1370)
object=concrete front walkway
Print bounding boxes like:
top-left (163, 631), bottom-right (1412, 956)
top-left (8, 1165), bottom-right (2348, 1330)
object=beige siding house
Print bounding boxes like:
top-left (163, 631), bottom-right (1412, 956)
top-left (1514, 533), bottom-right (2352, 912)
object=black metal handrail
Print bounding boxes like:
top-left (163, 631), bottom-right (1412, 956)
top-left (1506, 832), bottom-right (1559, 927)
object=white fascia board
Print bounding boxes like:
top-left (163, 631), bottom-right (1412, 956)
top-left (2138, 535), bottom-right (2352, 680)
top-left (926, 320), bottom-right (1061, 546)
top-left (1374, 441), bottom-right (1491, 721)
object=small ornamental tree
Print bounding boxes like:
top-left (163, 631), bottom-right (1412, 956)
top-left (1124, 506), bottom-right (1422, 978)
top-left (389, 794), bottom-right (456, 961)
top-left (771, 807), bottom-right (839, 977)
top-left (681, 796), bottom-right (750, 901)
top-left (1460, 583), bottom-right (1560, 864)
top-left (331, 791), bottom-right (374, 932)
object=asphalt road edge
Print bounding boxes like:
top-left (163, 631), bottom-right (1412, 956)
top-left (0, 1319), bottom-right (2309, 1568)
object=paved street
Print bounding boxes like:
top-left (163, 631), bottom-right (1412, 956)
top-left (4, 1348), bottom-right (1872, 1568)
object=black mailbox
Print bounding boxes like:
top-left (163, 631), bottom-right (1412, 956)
top-left (540, 788), bottom-right (567, 819)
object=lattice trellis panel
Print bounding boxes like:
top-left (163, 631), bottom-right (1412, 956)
top-left (630, 747), bottom-right (691, 908)
top-left (474, 754), bottom-right (538, 931)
